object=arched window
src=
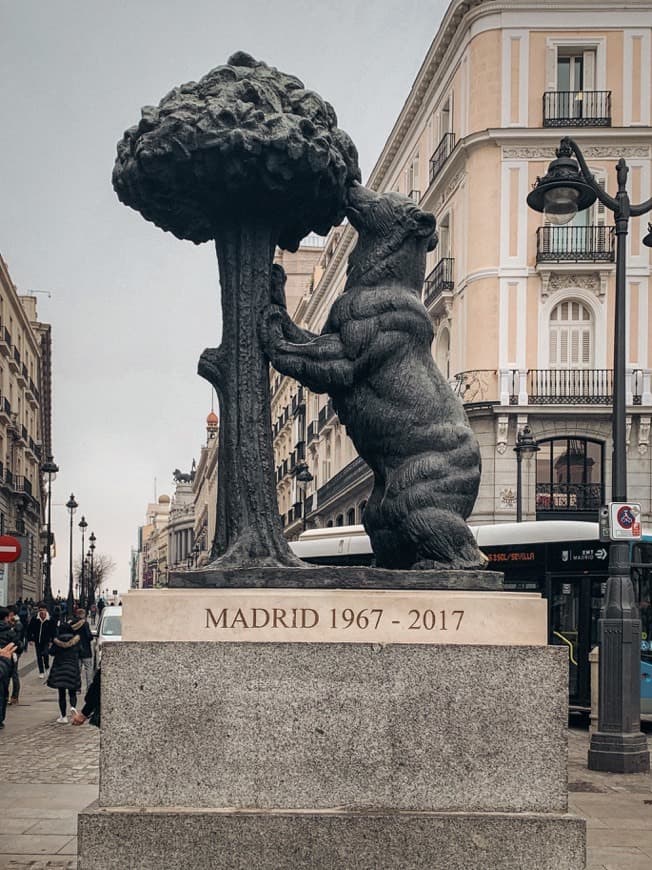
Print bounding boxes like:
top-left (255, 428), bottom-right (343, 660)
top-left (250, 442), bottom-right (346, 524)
top-left (346, 507), bottom-right (356, 525)
top-left (435, 327), bottom-right (451, 379)
top-left (326, 519), bottom-right (334, 528)
top-left (358, 500), bottom-right (367, 522)
top-left (549, 300), bottom-right (593, 369)
top-left (335, 514), bottom-right (344, 527)
top-left (536, 437), bottom-right (603, 518)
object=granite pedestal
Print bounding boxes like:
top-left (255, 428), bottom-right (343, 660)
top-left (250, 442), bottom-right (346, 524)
top-left (78, 588), bottom-right (586, 869)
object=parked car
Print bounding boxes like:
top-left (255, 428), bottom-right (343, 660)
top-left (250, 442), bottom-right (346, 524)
top-left (94, 605), bottom-right (122, 670)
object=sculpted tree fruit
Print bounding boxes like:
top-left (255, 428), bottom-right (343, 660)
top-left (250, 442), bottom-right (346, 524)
top-left (113, 52), bottom-right (360, 568)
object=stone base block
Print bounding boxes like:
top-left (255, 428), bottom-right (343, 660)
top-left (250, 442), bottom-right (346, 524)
top-left (78, 804), bottom-right (586, 870)
top-left (100, 642), bottom-right (568, 812)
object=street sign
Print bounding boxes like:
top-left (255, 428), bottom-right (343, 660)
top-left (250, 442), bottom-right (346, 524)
top-left (609, 502), bottom-right (642, 540)
top-left (0, 535), bottom-right (22, 563)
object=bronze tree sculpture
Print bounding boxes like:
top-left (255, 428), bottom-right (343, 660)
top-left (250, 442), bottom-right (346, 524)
top-left (113, 52), bottom-right (360, 569)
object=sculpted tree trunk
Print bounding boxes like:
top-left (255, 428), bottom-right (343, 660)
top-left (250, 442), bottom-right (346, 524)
top-left (199, 222), bottom-right (302, 567)
top-left (112, 52), bottom-right (360, 572)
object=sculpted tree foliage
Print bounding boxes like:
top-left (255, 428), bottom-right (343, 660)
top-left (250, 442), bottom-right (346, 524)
top-left (113, 53), bottom-right (360, 569)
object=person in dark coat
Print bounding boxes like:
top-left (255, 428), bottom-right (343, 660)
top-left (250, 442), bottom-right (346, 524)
top-left (70, 608), bottom-right (94, 691)
top-left (47, 622), bottom-right (81, 724)
top-left (28, 602), bottom-right (57, 678)
top-left (71, 668), bottom-right (101, 728)
top-left (0, 608), bottom-right (21, 708)
top-left (0, 642), bottom-right (17, 728)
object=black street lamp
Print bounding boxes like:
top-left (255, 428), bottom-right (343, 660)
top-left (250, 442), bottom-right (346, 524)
top-left (295, 463), bottom-right (314, 532)
top-left (78, 515), bottom-right (88, 607)
top-left (513, 425), bottom-right (539, 523)
top-left (66, 494), bottom-right (78, 615)
top-left (41, 456), bottom-right (58, 612)
top-left (528, 136), bottom-right (652, 773)
top-left (88, 532), bottom-right (96, 609)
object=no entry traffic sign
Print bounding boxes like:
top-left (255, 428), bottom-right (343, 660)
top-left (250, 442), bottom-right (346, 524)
top-left (0, 535), bottom-right (21, 563)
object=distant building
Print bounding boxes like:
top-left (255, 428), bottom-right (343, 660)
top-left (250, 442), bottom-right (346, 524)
top-left (192, 410), bottom-right (219, 566)
top-left (137, 495), bottom-right (171, 588)
top-left (272, 0), bottom-right (652, 532)
top-left (0, 257), bottom-right (51, 602)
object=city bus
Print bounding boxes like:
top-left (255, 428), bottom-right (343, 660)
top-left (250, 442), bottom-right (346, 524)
top-left (290, 521), bottom-right (652, 716)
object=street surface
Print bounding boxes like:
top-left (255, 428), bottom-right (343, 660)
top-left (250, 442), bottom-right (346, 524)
top-left (0, 655), bottom-right (651, 869)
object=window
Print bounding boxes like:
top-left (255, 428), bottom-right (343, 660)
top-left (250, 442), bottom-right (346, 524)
top-left (346, 508), bottom-right (356, 526)
top-left (549, 300), bottom-right (593, 369)
top-left (536, 437), bottom-right (603, 516)
top-left (436, 327), bottom-right (451, 380)
top-left (335, 514), bottom-right (344, 527)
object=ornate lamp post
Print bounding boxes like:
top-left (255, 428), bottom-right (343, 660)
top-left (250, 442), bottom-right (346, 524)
top-left (295, 463), bottom-right (314, 533)
top-left (88, 532), bottom-right (96, 609)
top-left (513, 425), bottom-right (539, 523)
top-left (66, 494), bottom-right (78, 615)
top-left (527, 136), bottom-right (652, 773)
top-left (41, 456), bottom-right (58, 612)
top-left (78, 515), bottom-right (88, 607)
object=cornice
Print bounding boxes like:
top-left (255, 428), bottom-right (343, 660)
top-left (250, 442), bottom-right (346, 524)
top-left (367, 0), bottom-right (652, 191)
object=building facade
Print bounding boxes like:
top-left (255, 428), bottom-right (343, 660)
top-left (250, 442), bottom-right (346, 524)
top-left (0, 257), bottom-right (51, 602)
top-left (192, 411), bottom-right (219, 567)
top-left (272, 0), bottom-right (652, 534)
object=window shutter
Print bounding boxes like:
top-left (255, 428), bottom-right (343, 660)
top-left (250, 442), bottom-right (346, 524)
top-left (583, 49), bottom-right (596, 90)
top-left (550, 329), bottom-right (558, 364)
top-left (570, 329), bottom-right (579, 364)
top-left (560, 329), bottom-right (569, 365)
top-left (546, 45), bottom-right (557, 91)
top-left (581, 328), bottom-right (591, 364)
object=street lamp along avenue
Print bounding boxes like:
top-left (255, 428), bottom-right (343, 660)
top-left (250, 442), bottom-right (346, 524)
top-left (88, 532), bottom-right (96, 609)
top-left (513, 425), bottom-right (539, 523)
top-left (66, 494), bottom-right (78, 616)
top-left (528, 136), bottom-right (652, 773)
top-left (78, 515), bottom-right (88, 607)
top-left (295, 463), bottom-right (314, 533)
top-left (41, 456), bottom-right (58, 612)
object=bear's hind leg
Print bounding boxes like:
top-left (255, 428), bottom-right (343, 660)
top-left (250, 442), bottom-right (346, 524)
top-left (404, 507), bottom-right (487, 571)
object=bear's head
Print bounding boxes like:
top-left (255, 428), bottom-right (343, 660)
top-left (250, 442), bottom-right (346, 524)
top-left (345, 183), bottom-right (438, 291)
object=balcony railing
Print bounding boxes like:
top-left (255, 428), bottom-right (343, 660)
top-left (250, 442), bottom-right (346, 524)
top-left (316, 455), bottom-right (370, 507)
top-left (318, 398), bottom-right (337, 431)
top-left (452, 370), bottom-right (498, 405)
top-left (536, 225), bottom-right (615, 263)
top-left (543, 90), bottom-right (611, 127)
top-left (536, 482), bottom-right (604, 513)
top-left (423, 257), bottom-right (454, 308)
top-left (429, 133), bottom-right (456, 185)
top-left (526, 369), bottom-right (613, 405)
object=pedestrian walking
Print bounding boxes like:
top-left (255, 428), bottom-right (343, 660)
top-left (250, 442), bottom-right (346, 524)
top-left (71, 608), bottom-right (94, 691)
top-left (6, 607), bottom-right (25, 703)
top-left (47, 622), bottom-right (81, 724)
top-left (28, 602), bottom-right (56, 679)
top-left (0, 608), bottom-right (22, 706)
top-left (0, 642), bottom-right (17, 729)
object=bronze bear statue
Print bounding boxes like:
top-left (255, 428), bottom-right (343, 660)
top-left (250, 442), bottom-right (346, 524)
top-left (261, 182), bottom-right (486, 571)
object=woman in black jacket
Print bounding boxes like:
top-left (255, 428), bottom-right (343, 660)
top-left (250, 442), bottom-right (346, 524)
top-left (47, 623), bottom-right (82, 724)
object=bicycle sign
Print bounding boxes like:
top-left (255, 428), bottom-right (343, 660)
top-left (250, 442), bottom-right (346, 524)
top-left (609, 502), bottom-right (642, 540)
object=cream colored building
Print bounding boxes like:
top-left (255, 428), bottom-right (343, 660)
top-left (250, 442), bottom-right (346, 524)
top-left (192, 411), bottom-right (219, 566)
top-left (137, 495), bottom-right (171, 588)
top-left (272, 0), bottom-right (652, 534)
top-left (0, 256), bottom-right (51, 602)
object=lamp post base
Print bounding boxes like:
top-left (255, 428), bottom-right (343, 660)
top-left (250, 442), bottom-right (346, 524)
top-left (588, 731), bottom-right (650, 773)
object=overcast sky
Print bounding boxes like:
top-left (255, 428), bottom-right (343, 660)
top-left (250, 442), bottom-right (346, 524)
top-left (0, 0), bottom-right (448, 594)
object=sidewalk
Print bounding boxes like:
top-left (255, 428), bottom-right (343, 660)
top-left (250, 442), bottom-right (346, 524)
top-left (0, 655), bottom-right (651, 869)
top-left (0, 655), bottom-right (98, 870)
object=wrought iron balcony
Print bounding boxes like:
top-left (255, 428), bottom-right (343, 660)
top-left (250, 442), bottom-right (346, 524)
top-left (526, 369), bottom-right (613, 405)
top-left (316, 456), bottom-right (369, 507)
top-left (536, 482), bottom-right (604, 513)
top-left (536, 225), bottom-right (615, 263)
top-left (429, 133), bottom-right (456, 185)
top-left (423, 257), bottom-right (454, 308)
top-left (307, 420), bottom-right (319, 444)
top-left (543, 90), bottom-right (611, 127)
top-left (318, 398), bottom-right (337, 431)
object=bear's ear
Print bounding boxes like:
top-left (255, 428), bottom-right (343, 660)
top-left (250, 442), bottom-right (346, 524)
top-left (415, 211), bottom-right (438, 251)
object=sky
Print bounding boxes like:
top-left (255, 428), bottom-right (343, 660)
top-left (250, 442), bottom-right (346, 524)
top-left (0, 0), bottom-right (448, 593)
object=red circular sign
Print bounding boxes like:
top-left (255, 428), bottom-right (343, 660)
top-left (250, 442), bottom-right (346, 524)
top-left (0, 535), bottom-right (21, 563)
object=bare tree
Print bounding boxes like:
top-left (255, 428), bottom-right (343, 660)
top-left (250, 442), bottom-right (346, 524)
top-left (113, 52), bottom-right (360, 570)
top-left (75, 553), bottom-right (116, 595)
